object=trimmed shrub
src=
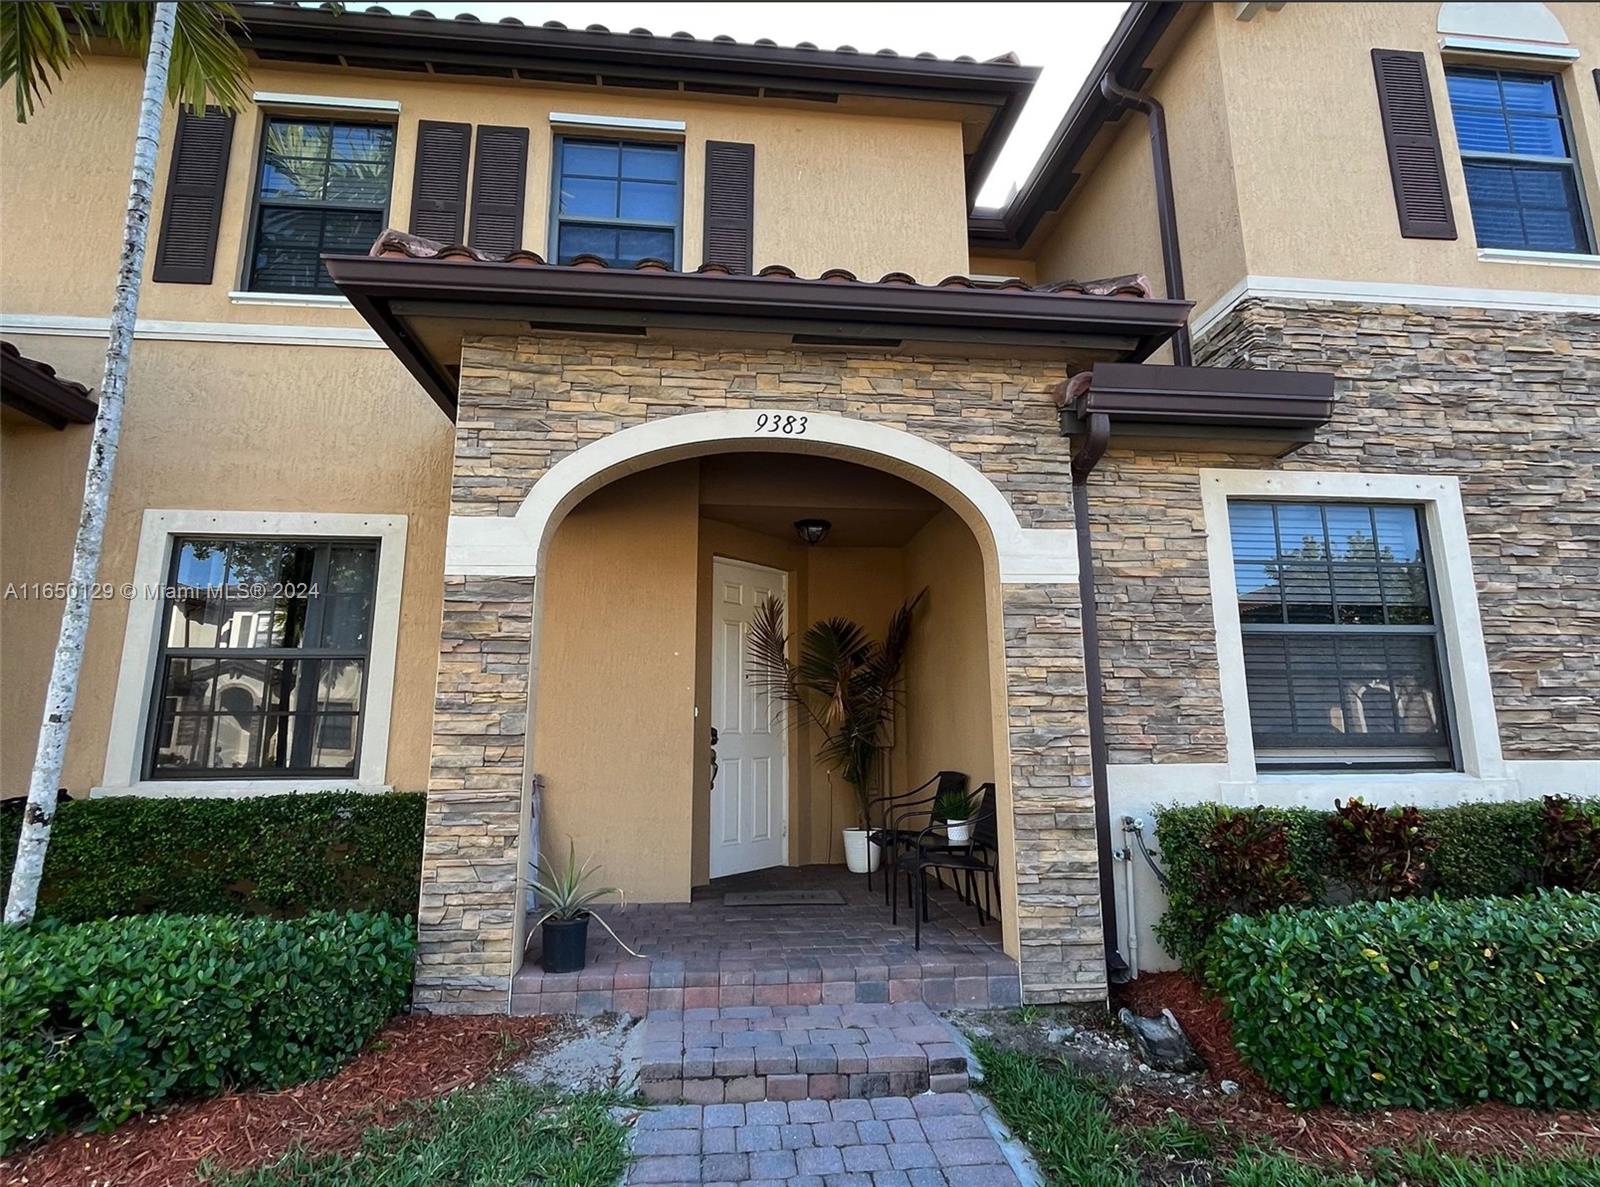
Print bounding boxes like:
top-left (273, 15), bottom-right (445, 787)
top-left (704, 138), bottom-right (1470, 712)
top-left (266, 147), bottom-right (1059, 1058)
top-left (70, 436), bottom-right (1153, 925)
top-left (1205, 890), bottom-right (1600, 1111)
top-left (1154, 796), bottom-right (1600, 968)
top-left (0, 910), bottom-right (416, 1152)
top-left (0, 791), bottom-right (424, 921)
top-left (1326, 798), bottom-right (1435, 901)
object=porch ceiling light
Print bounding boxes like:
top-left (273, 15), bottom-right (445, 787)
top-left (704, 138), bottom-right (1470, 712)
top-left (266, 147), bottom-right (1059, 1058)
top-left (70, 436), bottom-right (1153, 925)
top-left (794, 518), bottom-right (832, 546)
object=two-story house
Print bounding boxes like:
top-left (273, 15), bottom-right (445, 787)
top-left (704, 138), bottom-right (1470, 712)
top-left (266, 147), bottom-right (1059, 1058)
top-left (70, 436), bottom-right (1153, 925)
top-left (2, 2), bottom-right (1596, 1013)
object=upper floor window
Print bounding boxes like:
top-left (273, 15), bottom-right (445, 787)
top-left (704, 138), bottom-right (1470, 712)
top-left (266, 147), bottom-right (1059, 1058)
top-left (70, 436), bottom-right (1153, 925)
top-left (1228, 501), bottom-right (1453, 770)
top-left (247, 117), bottom-right (395, 293)
top-left (552, 137), bottom-right (682, 267)
top-left (1444, 66), bottom-right (1592, 254)
top-left (148, 537), bottom-right (379, 777)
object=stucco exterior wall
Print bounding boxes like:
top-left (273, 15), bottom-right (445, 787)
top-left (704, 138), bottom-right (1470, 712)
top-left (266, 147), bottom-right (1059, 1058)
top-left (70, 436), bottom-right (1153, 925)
top-left (0, 336), bottom-right (452, 797)
top-left (1023, 3), bottom-right (1600, 311)
top-left (1029, 5), bottom-right (1248, 318)
top-left (1212, 1), bottom-right (1600, 297)
top-left (0, 54), bottom-right (973, 335)
top-left (530, 463), bottom-right (701, 903)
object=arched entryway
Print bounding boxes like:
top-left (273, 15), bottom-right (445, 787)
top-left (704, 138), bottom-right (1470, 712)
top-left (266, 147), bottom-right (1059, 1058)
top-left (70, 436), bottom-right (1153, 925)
top-left (418, 404), bottom-right (1102, 1014)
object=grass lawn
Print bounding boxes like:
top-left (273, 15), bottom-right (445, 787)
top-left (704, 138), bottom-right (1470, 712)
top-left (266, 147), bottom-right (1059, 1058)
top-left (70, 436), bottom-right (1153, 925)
top-left (204, 1078), bottom-right (629, 1187)
top-left (972, 1039), bottom-right (1600, 1187)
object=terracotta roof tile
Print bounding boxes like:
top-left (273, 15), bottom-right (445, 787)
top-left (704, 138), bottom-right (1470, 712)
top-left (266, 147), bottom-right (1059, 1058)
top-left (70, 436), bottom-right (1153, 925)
top-left (366, 229), bottom-right (1154, 300)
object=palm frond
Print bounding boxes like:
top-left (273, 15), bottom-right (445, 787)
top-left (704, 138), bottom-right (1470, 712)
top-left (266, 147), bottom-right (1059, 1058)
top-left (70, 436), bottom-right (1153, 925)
top-left (1, 2), bottom-right (92, 123)
top-left (4, 3), bottom-right (249, 125)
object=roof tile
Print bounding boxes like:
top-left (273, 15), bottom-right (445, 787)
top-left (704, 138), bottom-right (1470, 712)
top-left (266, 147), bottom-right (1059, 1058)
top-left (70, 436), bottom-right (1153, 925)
top-left (366, 230), bottom-right (1153, 300)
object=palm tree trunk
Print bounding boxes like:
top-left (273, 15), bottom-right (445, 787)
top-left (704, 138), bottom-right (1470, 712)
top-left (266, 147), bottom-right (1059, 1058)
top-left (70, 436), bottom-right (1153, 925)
top-left (4, 3), bottom-right (177, 926)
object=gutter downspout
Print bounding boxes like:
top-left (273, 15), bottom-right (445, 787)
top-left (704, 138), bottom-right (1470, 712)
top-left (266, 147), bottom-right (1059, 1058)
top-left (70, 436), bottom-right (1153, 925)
top-left (1099, 73), bottom-right (1192, 366)
top-left (1065, 396), bottom-right (1128, 981)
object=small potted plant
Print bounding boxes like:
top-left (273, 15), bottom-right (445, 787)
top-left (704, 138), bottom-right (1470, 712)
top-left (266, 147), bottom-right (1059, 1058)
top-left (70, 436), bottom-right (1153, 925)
top-left (935, 784), bottom-right (978, 845)
top-left (526, 841), bottom-right (640, 973)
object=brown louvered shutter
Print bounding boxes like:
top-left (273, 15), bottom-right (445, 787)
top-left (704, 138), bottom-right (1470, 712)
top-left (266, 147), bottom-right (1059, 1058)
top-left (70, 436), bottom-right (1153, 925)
top-left (409, 120), bottom-right (470, 243)
top-left (152, 107), bottom-right (235, 284)
top-left (703, 141), bottom-right (755, 272)
top-left (467, 125), bottom-right (529, 256)
top-left (1370, 49), bottom-right (1456, 240)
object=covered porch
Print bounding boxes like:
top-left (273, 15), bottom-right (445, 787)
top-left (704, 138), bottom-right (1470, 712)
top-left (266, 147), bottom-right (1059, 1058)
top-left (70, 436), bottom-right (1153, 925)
top-left (512, 864), bottom-right (1017, 1015)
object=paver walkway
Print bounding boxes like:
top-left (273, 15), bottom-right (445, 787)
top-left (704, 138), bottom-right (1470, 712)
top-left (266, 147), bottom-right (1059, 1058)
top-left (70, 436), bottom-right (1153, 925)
top-left (627, 1094), bottom-right (1024, 1186)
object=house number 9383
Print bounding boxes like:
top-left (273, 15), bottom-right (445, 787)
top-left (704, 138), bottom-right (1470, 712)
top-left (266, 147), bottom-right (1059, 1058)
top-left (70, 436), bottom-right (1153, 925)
top-left (755, 413), bottom-right (808, 435)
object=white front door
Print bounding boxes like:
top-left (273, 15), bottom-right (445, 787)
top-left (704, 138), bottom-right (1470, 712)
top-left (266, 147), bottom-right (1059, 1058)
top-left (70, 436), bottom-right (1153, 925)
top-left (709, 558), bottom-right (789, 879)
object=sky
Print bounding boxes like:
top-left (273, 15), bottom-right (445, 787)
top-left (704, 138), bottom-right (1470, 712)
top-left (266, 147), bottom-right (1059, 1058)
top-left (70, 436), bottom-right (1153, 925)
top-left (451, 2), bottom-right (1131, 209)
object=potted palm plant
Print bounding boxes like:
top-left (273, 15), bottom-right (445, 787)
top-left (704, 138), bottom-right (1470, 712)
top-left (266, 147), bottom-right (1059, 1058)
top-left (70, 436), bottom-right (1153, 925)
top-left (748, 591), bottom-right (922, 874)
top-left (934, 783), bottom-right (979, 844)
top-left (525, 841), bottom-right (641, 973)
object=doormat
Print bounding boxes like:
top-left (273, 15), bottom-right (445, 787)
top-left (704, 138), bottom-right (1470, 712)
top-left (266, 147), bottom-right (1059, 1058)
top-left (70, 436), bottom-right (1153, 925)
top-left (722, 890), bottom-right (846, 907)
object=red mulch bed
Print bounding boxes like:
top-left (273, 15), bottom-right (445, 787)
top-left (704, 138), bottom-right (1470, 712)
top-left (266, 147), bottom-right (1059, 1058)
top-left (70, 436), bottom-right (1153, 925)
top-left (1, 1014), bottom-right (561, 1187)
top-left (1113, 971), bottom-right (1600, 1169)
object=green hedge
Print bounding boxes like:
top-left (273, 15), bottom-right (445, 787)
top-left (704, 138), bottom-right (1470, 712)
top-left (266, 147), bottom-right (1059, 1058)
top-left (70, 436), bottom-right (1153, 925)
top-left (1153, 798), bottom-right (1598, 969)
top-left (0, 910), bottom-right (416, 1152)
top-left (1206, 891), bottom-right (1600, 1111)
top-left (0, 791), bottom-right (425, 921)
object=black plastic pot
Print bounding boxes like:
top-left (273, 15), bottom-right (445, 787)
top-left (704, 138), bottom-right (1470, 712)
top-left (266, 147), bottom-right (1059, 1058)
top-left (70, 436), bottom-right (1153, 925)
top-left (540, 914), bottom-right (590, 973)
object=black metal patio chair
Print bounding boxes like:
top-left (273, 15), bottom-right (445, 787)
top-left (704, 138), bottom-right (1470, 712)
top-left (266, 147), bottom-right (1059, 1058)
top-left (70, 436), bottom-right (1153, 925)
top-left (904, 782), bottom-right (999, 949)
top-left (864, 771), bottom-right (968, 898)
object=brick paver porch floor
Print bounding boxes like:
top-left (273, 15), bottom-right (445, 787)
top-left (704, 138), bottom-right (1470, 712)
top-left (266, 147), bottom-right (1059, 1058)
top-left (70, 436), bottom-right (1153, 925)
top-left (512, 864), bottom-right (1018, 1015)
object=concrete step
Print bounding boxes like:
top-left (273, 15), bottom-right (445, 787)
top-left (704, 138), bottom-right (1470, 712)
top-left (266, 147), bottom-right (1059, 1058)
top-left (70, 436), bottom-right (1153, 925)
top-left (637, 1002), bottom-right (973, 1105)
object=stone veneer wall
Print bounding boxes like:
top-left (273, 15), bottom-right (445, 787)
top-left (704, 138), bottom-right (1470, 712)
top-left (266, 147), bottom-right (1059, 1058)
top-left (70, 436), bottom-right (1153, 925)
top-left (1089, 298), bottom-right (1600, 766)
top-left (418, 336), bottom-right (1105, 1011)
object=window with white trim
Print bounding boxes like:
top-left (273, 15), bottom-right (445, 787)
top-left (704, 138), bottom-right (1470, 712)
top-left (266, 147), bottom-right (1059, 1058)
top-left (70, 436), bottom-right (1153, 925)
top-left (147, 537), bottom-right (378, 777)
top-left (1444, 66), bottom-right (1592, 254)
top-left (1227, 500), bottom-right (1454, 770)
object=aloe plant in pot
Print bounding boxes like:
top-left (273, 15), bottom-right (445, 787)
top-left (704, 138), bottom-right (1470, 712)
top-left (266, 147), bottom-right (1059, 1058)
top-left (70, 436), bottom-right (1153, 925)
top-left (934, 783), bottom-right (979, 845)
top-left (525, 841), bottom-right (642, 973)
top-left (747, 590), bottom-right (923, 874)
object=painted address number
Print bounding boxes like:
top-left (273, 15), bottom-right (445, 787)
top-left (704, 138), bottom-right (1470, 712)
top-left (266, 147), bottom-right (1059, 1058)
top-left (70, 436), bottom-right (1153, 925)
top-left (755, 413), bottom-right (808, 435)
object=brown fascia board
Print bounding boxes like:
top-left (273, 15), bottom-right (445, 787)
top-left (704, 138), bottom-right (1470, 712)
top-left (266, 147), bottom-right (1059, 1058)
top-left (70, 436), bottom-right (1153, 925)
top-left (236, 6), bottom-right (1039, 202)
top-left (968, 2), bottom-right (1185, 248)
top-left (0, 348), bottom-right (97, 430)
top-left (1074, 361), bottom-right (1336, 429)
top-left (323, 255), bottom-right (1194, 419)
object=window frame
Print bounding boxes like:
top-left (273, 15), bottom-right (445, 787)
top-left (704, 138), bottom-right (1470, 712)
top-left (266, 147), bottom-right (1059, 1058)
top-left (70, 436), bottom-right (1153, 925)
top-left (141, 536), bottom-right (380, 781)
top-left (1443, 63), bottom-right (1595, 255)
top-left (100, 510), bottom-right (408, 797)
top-left (547, 134), bottom-right (685, 269)
top-left (241, 112), bottom-right (396, 295)
top-left (1228, 499), bottom-right (1459, 772)
top-left (1199, 470), bottom-right (1510, 790)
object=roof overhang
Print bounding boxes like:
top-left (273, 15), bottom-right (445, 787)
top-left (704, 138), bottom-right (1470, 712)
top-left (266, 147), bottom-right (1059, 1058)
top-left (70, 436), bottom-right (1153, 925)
top-left (1, 342), bottom-right (97, 429)
top-left (1058, 361), bottom-right (1336, 455)
top-left (325, 255), bottom-right (1194, 419)
top-left (235, 5), bottom-right (1038, 204)
top-left (969, 1), bottom-right (1187, 249)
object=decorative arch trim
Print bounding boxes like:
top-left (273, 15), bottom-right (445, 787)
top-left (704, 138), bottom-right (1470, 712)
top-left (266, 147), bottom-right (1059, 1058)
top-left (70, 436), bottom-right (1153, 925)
top-left (445, 409), bottom-right (1077, 583)
top-left (1437, 3), bottom-right (1576, 59)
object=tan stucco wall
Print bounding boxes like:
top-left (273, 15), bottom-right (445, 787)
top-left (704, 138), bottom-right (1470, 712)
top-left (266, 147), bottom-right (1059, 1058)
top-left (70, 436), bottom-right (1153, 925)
top-left (903, 509), bottom-right (996, 800)
top-left (530, 463), bottom-right (701, 903)
top-left (0, 336), bottom-right (452, 796)
top-left (1213, 1), bottom-right (1600, 298)
top-left (0, 54), bottom-right (972, 332)
top-left (1021, 2), bottom-right (1600, 312)
top-left (1029, 5), bottom-right (1247, 317)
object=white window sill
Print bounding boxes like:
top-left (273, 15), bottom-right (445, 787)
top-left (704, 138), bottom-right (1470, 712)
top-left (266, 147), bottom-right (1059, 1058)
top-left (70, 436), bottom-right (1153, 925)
top-left (1221, 770), bottom-right (1522, 807)
top-left (1477, 248), bottom-right (1600, 269)
top-left (90, 780), bottom-right (395, 800)
top-left (228, 291), bottom-right (354, 308)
